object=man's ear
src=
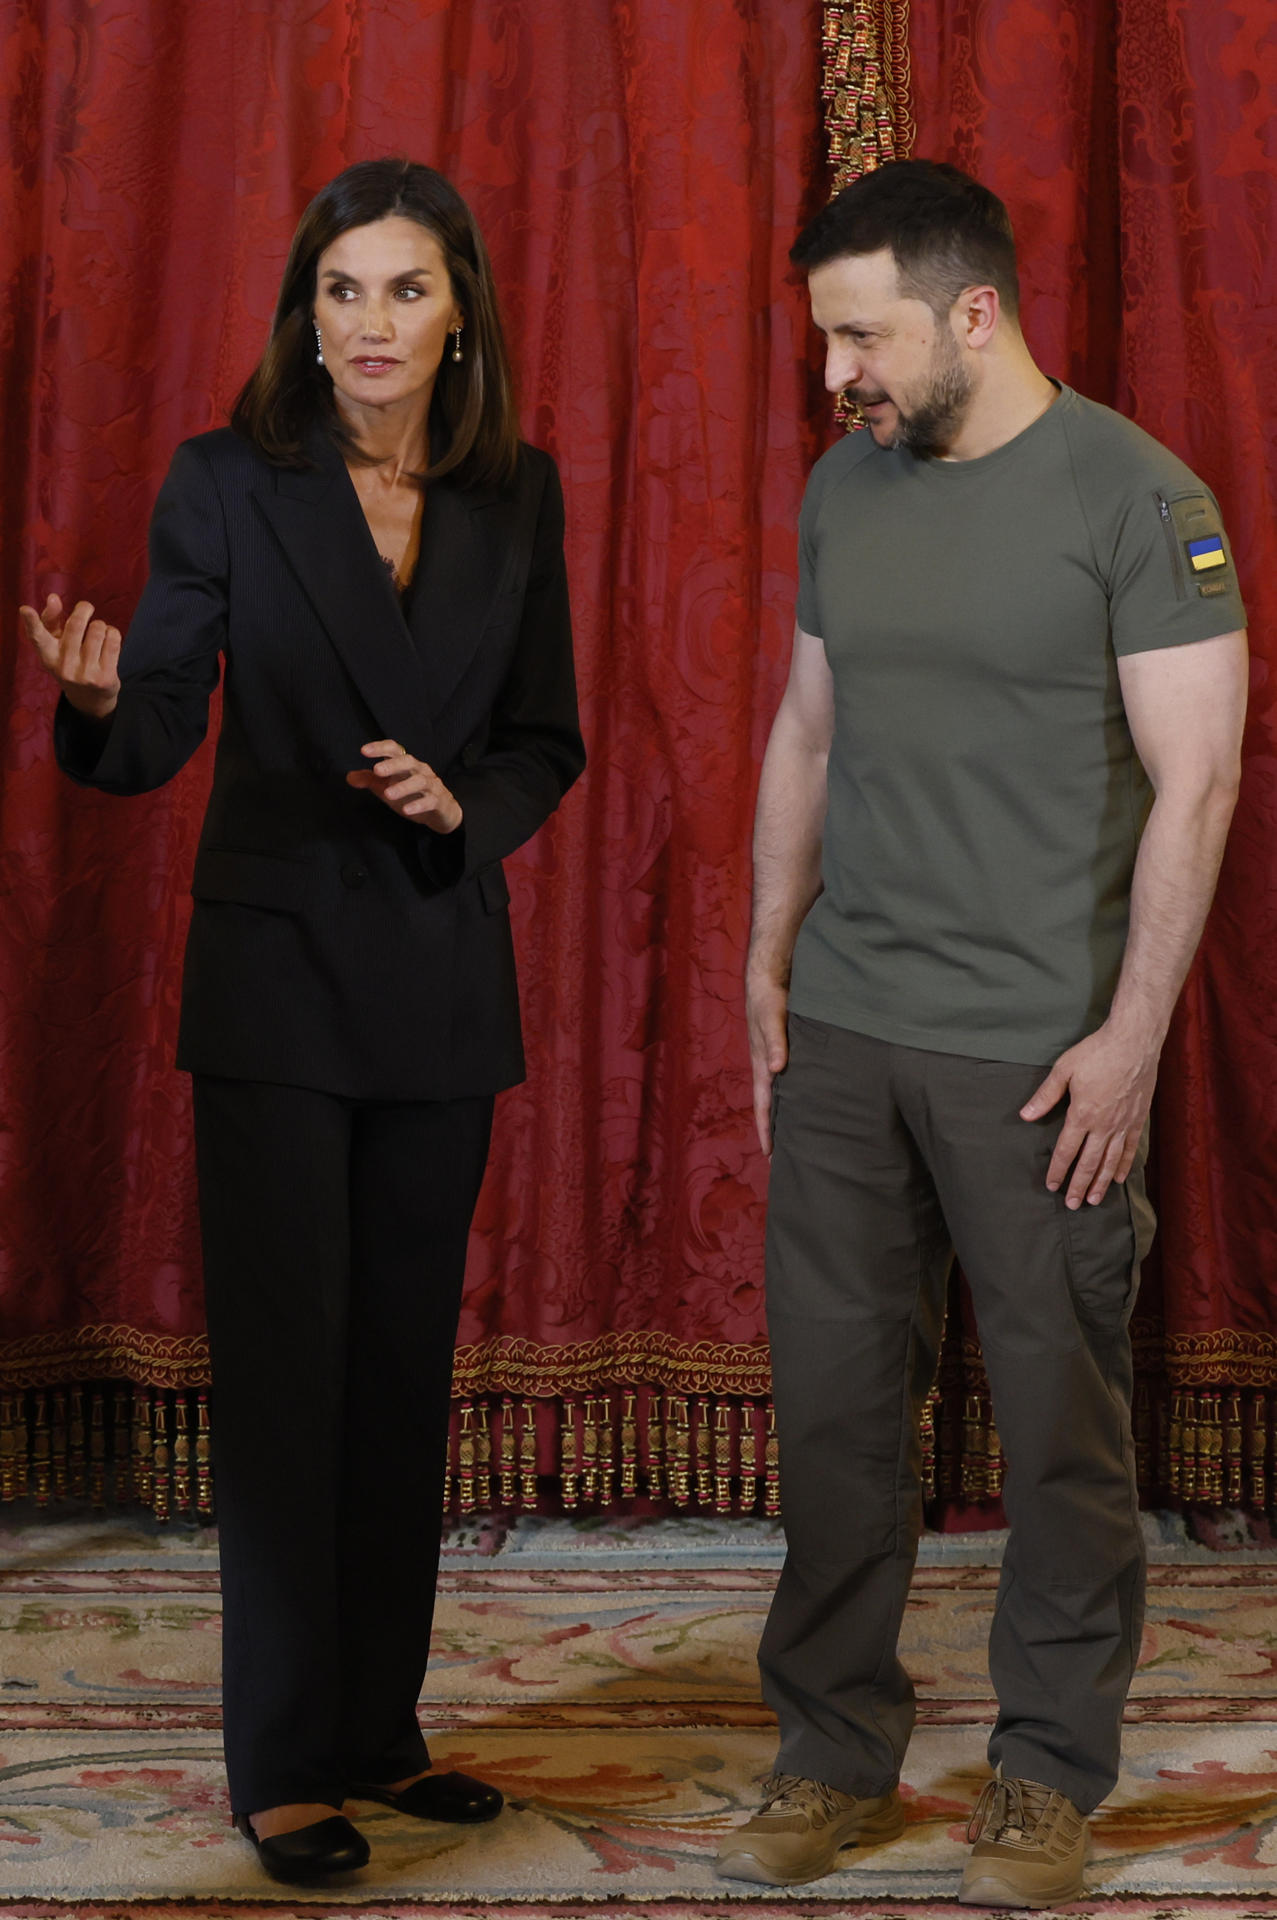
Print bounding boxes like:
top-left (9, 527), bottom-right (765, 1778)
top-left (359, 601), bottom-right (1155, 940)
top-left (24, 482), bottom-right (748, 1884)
top-left (954, 284), bottom-right (1000, 348)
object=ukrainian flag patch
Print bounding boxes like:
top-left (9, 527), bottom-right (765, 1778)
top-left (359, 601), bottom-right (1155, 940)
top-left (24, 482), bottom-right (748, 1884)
top-left (1187, 534), bottom-right (1227, 572)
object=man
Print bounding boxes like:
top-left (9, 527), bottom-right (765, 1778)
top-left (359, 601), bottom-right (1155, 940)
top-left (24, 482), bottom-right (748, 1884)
top-left (718, 160), bottom-right (1248, 1908)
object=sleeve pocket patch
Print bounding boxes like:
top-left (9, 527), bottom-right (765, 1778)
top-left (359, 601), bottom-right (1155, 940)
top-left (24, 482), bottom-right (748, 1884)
top-left (1169, 492), bottom-right (1231, 576)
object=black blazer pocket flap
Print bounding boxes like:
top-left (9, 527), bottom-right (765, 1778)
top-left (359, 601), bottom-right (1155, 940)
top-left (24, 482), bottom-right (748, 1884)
top-left (477, 862), bottom-right (510, 914)
top-left (192, 848), bottom-right (311, 913)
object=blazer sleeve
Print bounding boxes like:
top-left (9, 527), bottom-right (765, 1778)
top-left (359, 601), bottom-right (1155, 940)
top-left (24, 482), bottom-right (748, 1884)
top-left (421, 453), bottom-right (585, 885)
top-left (54, 438), bottom-right (227, 795)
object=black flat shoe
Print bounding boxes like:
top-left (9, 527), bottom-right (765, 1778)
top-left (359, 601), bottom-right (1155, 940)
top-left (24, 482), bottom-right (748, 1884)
top-left (233, 1811), bottom-right (370, 1883)
top-left (353, 1769), bottom-right (503, 1824)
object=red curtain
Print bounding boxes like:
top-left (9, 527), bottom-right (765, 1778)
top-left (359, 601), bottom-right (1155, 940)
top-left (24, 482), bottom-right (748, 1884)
top-left (4, 0), bottom-right (1273, 1519)
top-left (0, 0), bottom-right (824, 1503)
top-left (909, 0), bottom-right (1277, 1507)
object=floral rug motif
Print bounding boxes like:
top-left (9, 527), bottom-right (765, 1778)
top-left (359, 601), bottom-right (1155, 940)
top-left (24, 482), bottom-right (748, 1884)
top-left (0, 1525), bottom-right (1275, 1911)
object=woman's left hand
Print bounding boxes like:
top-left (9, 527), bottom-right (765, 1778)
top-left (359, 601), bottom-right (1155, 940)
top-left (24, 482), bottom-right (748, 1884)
top-left (346, 740), bottom-right (463, 834)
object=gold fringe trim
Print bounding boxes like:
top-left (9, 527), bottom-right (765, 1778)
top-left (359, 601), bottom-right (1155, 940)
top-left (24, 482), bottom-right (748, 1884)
top-left (8, 1324), bottom-right (1274, 1404)
top-left (451, 1333), bottom-right (773, 1399)
top-left (1160, 1330), bottom-right (1277, 1387)
top-left (0, 1329), bottom-right (211, 1391)
top-left (2, 1379), bottom-right (1276, 1520)
top-left (0, 1385), bottom-right (215, 1519)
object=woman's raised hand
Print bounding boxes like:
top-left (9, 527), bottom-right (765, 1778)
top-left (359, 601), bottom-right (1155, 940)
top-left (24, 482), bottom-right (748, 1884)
top-left (346, 740), bottom-right (463, 834)
top-left (19, 594), bottom-right (122, 719)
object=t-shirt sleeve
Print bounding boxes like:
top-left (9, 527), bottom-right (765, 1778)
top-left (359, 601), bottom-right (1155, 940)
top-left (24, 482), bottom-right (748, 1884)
top-left (1106, 480), bottom-right (1246, 657)
top-left (795, 468), bottom-right (825, 637)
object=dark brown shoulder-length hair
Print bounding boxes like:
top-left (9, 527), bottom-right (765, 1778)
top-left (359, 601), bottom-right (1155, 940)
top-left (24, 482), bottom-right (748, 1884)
top-left (232, 157), bottom-right (519, 489)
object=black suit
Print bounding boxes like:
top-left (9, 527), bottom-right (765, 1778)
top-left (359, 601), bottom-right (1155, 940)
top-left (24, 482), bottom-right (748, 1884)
top-left (56, 425), bottom-right (584, 1814)
top-left (58, 425), bottom-right (584, 1097)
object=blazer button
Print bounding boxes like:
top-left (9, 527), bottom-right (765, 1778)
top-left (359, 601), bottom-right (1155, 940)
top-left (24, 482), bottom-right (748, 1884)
top-left (340, 863), bottom-right (367, 889)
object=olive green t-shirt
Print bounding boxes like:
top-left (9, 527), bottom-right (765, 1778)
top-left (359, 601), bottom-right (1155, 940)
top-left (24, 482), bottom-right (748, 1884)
top-left (790, 384), bottom-right (1246, 1064)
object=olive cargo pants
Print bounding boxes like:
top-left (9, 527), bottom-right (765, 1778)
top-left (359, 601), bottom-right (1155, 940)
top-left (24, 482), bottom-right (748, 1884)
top-left (759, 1015), bottom-right (1155, 1815)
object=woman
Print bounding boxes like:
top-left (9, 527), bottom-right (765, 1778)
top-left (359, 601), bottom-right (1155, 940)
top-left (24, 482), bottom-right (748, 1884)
top-left (21, 158), bottom-right (584, 1885)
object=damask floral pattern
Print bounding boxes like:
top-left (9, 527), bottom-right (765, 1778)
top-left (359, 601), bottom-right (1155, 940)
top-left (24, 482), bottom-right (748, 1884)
top-left (0, 1), bottom-right (824, 1407)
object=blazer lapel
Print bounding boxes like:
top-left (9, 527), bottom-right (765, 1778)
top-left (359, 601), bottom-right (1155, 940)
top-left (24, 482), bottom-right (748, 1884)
top-left (407, 476), bottom-right (518, 716)
top-left (252, 435), bottom-right (438, 762)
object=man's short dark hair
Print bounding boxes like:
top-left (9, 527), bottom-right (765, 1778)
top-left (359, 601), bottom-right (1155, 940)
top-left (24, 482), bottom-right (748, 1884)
top-left (791, 159), bottom-right (1020, 319)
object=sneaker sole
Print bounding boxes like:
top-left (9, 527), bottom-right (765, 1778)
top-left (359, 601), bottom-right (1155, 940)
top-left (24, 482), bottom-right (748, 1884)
top-left (717, 1802), bottom-right (906, 1886)
top-left (959, 1868), bottom-right (1085, 1909)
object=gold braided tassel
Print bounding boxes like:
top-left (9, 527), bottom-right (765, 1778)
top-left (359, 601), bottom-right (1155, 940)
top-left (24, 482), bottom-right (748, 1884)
top-left (644, 1391), bottom-right (666, 1500)
top-left (961, 1392), bottom-right (987, 1501)
top-left (113, 1388), bottom-right (131, 1505)
top-left (668, 1396), bottom-right (692, 1507)
top-left (620, 1391), bottom-right (638, 1500)
top-left (1247, 1391), bottom-right (1268, 1511)
top-left (172, 1395), bottom-right (192, 1514)
top-left (597, 1396), bottom-right (616, 1507)
top-left (1200, 1390), bottom-right (1223, 1505)
top-left (519, 1400), bottom-right (538, 1508)
top-left (581, 1396), bottom-right (600, 1504)
top-left (713, 1401), bottom-right (733, 1513)
top-left (11, 1396), bottom-right (29, 1501)
top-left (0, 1395), bottom-right (17, 1504)
top-left (132, 1387), bottom-right (153, 1512)
top-left (1224, 1392), bottom-right (1243, 1507)
top-left (51, 1390), bottom-right (68, 1503)
top-left (195, 1392), bottom-right (213, 1517)
top-left (920, 1387), bottom-right (937, 1502)
top-left (457, 1403), bottom-right (476, 1515)
top-left (31, 1393), bottom-right (51, 1507)
top-left (1167, 1389), bottom-right (1185, 1497)
top-left (738, 1400), bottom-right (758, 1511)
top-left (498, 1398), bottom-right (518, 1509)
top-left (69, 1387), bottom-right (86, 1501)
top-left (90, 1391), bottom-right (107, 1507)
top-left (764, 1401), bottom-right (780, 1516)
top-left (1180, 1391), bottom-right (1200, 1502)
top-left (474, 1401), bottom-right (492, 1511)
top-left (152, 1395), bottom-right (171, 1524)
top-left (979, 1413), bottom-right (998, 1497)
top-left (560, 1399), bottom-right (580, 1510)
top-left (694, 1396), bottom-right (713, 1506)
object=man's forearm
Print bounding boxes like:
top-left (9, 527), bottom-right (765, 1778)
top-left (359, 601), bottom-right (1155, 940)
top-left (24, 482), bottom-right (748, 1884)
top-left (1106, 778), bottom-right (1240, 1046)
top-left (748, 711), bottom-right (828, 984)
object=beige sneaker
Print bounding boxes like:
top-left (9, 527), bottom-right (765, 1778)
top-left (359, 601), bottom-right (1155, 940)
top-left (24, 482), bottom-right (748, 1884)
top-left (716, 1771), bottom-right (905, 1885)
top-left (959, 1771), bottom-right (1088, 1908)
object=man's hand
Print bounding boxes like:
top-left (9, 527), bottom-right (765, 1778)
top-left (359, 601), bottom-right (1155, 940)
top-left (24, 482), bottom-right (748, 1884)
top-left (346, 740), bottom-right (462, 834)
top-left (19, 594), bottom-right (122, 719)
top-left (1020, 1022), bottom-right (1161, 1209)
top-left (747, 968), bottom-right (790, 1156)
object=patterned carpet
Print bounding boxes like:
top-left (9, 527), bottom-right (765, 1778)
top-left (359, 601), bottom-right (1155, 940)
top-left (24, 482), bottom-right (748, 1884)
top-left (0, 1511), bottom-right (1275, 1915)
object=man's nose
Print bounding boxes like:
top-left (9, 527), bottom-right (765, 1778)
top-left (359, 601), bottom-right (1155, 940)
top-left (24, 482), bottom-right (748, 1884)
top-left (825, 345), bottom-right (862, 394)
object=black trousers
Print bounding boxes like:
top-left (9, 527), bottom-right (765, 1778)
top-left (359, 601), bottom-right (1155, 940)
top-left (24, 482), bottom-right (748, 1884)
top-left (192, 1076), bottom-right (494, 1816)
top-left (760, 1017), bottom-right (1155, 1815)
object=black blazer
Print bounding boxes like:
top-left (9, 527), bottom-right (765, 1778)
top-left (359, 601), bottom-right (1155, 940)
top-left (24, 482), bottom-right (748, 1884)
top-left (55, 426), bottom-right (585, 1100)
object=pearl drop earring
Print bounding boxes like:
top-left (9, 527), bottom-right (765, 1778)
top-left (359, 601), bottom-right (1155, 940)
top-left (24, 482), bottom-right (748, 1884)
top-left (314, 324), bottom-right (324, 367)
top-left (451, 325), bottom-right (464, 363)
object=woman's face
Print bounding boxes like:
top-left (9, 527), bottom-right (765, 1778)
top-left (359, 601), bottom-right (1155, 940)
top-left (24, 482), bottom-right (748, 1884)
top-left (313, 215), bottom-right (462, 418)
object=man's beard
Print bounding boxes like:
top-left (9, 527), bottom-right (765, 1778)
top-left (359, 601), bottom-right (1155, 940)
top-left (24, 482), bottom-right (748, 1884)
top-left (859, 333), bottom-right (975, 458)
